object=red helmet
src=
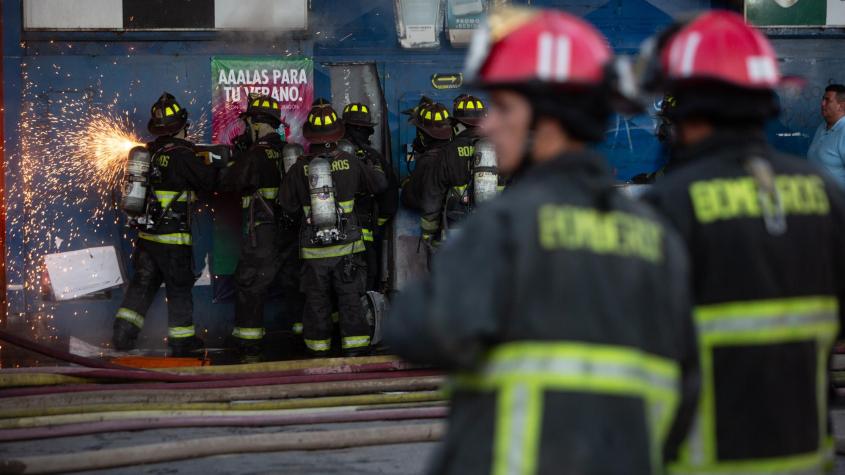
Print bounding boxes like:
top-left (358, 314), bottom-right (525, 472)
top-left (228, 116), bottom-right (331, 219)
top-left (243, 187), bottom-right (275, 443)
top-left (465, 7), bottom-right (611, 89)
top-left (658, 11), bottom-right (781, 90)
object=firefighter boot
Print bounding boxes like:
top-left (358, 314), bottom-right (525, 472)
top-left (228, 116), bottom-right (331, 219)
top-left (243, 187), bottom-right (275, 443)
top-left (343, 346), bottom-right (372, 358)
top-left (235, 338), bottom-right (264, 360)
top-left (169, 336), bottom-right (205, 357)
top-left (112, 319), bottom-right (140, 351)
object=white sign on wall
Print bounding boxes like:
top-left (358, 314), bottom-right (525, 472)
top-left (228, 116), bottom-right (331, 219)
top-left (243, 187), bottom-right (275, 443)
top-left (44, 246), bottom-right (124, 300)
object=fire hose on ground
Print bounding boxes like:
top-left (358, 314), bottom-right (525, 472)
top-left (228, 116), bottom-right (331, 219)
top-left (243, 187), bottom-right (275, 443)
top-left (0, 423), bottom-right (446, 475)
top-left (0, 400), bottom-right (448, 430)
top-left (0, 406), bottom-right (448, 442)
top-left (0, 329), bottom-right (448, 474)
top-left (0, 327), bottom-right (416, 379)
top-left (0, 376), bottom-right (445, 413)
top-left (0, 359), bottom-right (422, 387)
top-left (0, 369), bottom-right (442, 398)
top-left (0, 390), bottom-right (445, 421)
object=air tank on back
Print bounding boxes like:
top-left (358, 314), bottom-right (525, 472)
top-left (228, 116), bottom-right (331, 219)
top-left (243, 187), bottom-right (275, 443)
top-left (121, 146), bottom-right (152, 216)
top-left (308, 156), bottom-right (340, 244)
top-left (473, 140), bottom-right (499, 205)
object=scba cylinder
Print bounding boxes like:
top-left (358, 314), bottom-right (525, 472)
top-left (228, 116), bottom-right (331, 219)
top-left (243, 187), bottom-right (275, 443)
top-left (121, 146), bottom-right (151, 216)
top-left (308, 156), bottom-right (338, 233)
top-left (473, 140), bottom-right (499, 205)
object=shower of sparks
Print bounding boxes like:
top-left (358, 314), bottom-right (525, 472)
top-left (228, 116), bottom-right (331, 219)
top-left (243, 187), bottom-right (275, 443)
top-left (84, 115), bottom-right (143, 175)
top-left (12, 62), bottom-right (209, 332)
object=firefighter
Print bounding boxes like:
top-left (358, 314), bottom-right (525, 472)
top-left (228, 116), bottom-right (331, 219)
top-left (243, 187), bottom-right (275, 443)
top-left (632, 94), bottom-right (677, 184)
top-left (386, 8), bottom-right (699, 474)
top-left (112, 93), bottom-right (218, 356)
top-left (342, 102), bottom-right (399, 291)
top-left (279, 144), bottom-right (307, 341)
top-left (416, 94), bottom-right (492, 244)
top-left (400, 101), bottom-right (454, 212)
top-left (401, 95), bottom-right (435, 157)
top-left (640, 11), bottom-right (845, 474)
top-left (279, 100), bottom-right (387, 356)
top-left (221, 93), bottom-right (286, 358)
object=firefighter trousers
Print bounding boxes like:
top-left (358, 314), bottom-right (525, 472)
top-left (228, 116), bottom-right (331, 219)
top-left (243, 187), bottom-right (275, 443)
top-left (115, 239), bottom-right (197, 340)
top-left (232, 224), bottom-right (282, 342)
top-left (363, 234), bottom-right (380, 292)
top-left (300, 253), bottom-right (370, 353)
top-left (279, 226), bottom-right (305, 335)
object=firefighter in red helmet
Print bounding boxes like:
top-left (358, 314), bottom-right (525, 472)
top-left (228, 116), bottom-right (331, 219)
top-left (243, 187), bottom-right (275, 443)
top-left (386, 7), bottom-right (699, 474)
top-left (640, 11), bottom-right (845, 474)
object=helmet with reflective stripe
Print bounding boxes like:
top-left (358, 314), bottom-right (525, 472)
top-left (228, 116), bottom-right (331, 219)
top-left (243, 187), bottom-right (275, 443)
top-left (452, 94), bottom-right (487, 127)
top-left (639, 11), bottom-right (782, 123)
top-left (148, 92), bottom-right (188, 136)
top-left (464, 7), bottom-right (620, 142)
top-left (241, 93), bottom-right (282, 129)
top-left (342, 102), bottom-right (377, 128)
top-left (304, 98), bottom-right (344, 144)
top-left (401, 96), bottom-right (434, 117)
top-left (409, 102), bottom-right (453, 140)
top-left (464, 7), bottom-right (611, 90)
top-left (659, 11), bottom-right (781, 91)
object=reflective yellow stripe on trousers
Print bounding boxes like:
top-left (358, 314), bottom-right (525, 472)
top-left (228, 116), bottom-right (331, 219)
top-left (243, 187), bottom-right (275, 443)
top-left (168, 326), bottom-right (196, 339)
top-left (305, 339), bottom-right (330, 352)
top-left (455, 341), bottom-right (681, 475)
top-left (116, 307), bottom-right (144, 328)
top-left (232, 327), bottom-right (265, 340)
top-left (342, 335), bottom-right (371, 349)
top-left (671, 296), bottom-right (839, 475)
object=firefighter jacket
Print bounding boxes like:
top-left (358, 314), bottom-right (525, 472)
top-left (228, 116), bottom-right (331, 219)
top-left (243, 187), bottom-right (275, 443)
top-left (352, 144), bottom-right (399, 241)
top-left (279, 150), bottom-right (387, 260)
top-left (387, 151), bottom-right (700, 475)
top-left (645, 131), bottom-right (845, 475)
top-left (141, 136), bottom-right (218, 246)
top-left (401, 139), bottom-right (450, 211)
top-left (417, 126), bottom-right (500, 238)
top-left (221, 133), bottom-right (286, 229)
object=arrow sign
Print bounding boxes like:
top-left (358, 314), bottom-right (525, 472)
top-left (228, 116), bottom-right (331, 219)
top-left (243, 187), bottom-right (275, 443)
top-left (432, 73), bottom-right (464, 90)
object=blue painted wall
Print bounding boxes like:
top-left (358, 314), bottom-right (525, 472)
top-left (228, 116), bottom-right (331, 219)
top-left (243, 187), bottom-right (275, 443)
top-left (8, 0), bottom-right (832, 349)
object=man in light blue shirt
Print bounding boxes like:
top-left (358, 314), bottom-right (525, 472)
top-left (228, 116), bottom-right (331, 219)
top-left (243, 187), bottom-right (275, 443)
top-left (807, 84), bottom-right (845, 187)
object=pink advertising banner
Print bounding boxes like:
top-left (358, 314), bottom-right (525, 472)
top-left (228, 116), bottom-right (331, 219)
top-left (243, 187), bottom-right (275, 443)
top-left (211, 56), bottom-right (314, 146)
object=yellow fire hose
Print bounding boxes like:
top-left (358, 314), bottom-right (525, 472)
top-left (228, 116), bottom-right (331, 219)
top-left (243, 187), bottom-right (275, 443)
top-left (0, 423), bottom-right (445, 475)
top-left (0, 401), bottom-right (450, 430)
top-left (0, 390), bottom-right (445, 420)
top-left (0, 374), bottom-right (91, 389)
top-left (0, 376), bottom-right (445, 411)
